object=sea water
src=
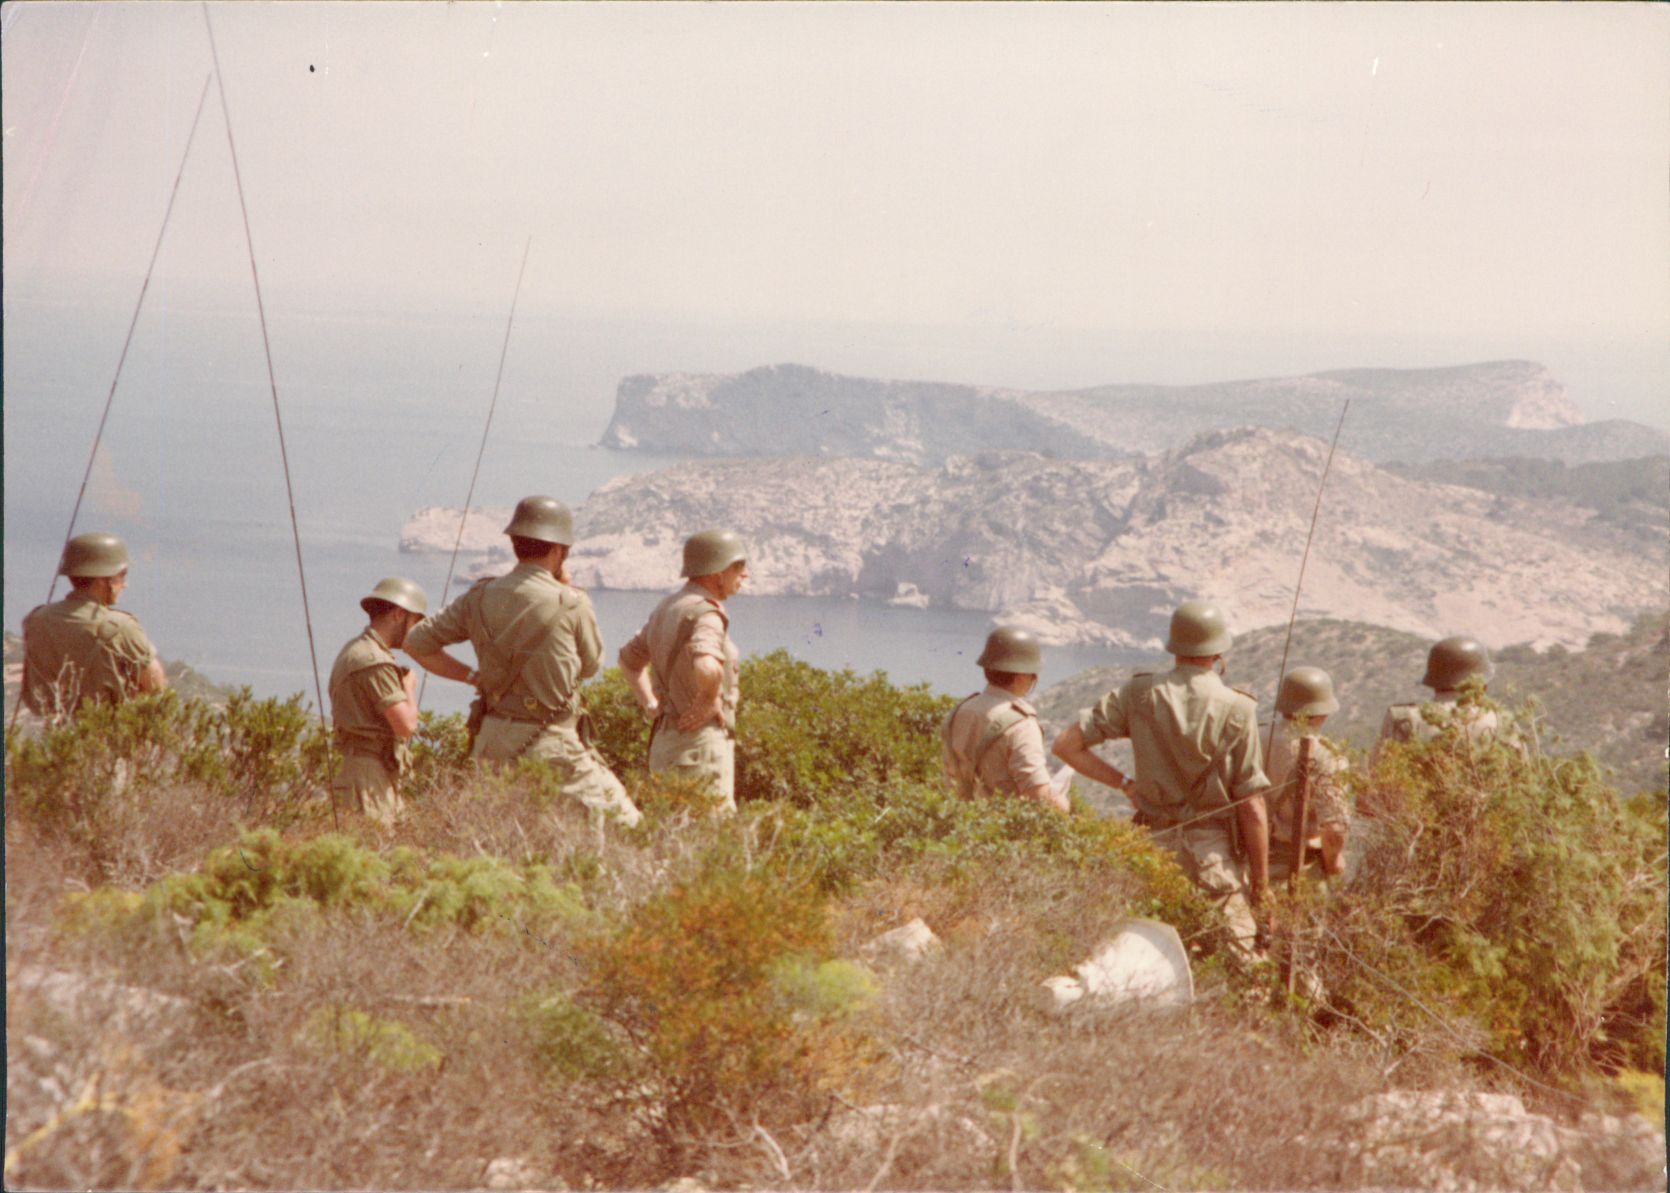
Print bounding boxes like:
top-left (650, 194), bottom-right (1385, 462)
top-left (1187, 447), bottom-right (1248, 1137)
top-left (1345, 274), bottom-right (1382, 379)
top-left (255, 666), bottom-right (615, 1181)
top-left (3, 299), bottom-right (1138, 716)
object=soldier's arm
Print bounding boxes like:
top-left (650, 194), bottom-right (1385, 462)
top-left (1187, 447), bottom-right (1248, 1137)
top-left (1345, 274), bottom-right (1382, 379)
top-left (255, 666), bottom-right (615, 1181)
top-left (404, 599), bottom-right (478, 684)
top-left (618, 628), bottom-right (658, 715)
top-left (1009, 721), bottom-right (1068, 813)
top-left (1227, 711), bottom-right (1271, 907)
top-left (674, 613), bottom-right (727, 732)
top-left (676, 655), bottom-right (724, 733)
top-left (371, 666), bottom-right (421, 739)
top-left (1051, 722), bottom-right (1135, 795)
top-left (1237, 792), bottom-right (1270, 909)
top-left (138, 657), bottom-right (168, 693)
top-left (574, 593), bottom-right (604, 681)
top-left (109, 617), bottom-right (168, 695)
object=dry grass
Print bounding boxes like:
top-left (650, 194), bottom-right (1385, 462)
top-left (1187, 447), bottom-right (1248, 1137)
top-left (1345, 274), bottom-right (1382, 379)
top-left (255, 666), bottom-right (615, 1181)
top-left (6, 755), bottom-right (1663, 1191)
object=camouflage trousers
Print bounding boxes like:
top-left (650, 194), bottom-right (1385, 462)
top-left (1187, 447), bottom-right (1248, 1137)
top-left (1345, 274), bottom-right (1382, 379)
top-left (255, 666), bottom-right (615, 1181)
top-left (648, 720), bottom-right (736, 817)
top-left (1150, 818), bottom-right (1259, 960)
top-left (334, 752), bottom-right (403, 827)
top-left (474, 714), bottom-right (642, 828)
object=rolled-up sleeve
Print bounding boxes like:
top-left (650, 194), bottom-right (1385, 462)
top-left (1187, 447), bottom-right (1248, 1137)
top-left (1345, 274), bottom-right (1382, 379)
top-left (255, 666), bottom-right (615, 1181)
top-left (619, 625), bottom-right (651, 673)
top-left (405, 596), bottom-right (470, 656)
top-left (574, 593), bottom-right (604, 680)
top-left (361, 663), bottom-right (408, 711)
top-left (1226, 708), bottom-right (1271, 799)
top-left (686, 611), bottom-right (727, 661)
top-left (1004, 721), bottom-right (1054, 792)
top-left (1078, 686), bottom-right (1129, 748)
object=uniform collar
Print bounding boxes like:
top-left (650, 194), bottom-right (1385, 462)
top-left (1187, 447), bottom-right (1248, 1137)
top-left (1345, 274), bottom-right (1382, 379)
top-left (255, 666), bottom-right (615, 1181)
top-left (981, 682), bottom-right (1035, 713)
top-left (681, 579), bottom-right (723, 605)
top-left (365, 626), bottom-right (393, 652)
top-left (1170, 662), bottom-right (1221, 682)
top-left (63, 591), bottom-right (105, 609)
top-left (512, 560), bottom-right (560, 583)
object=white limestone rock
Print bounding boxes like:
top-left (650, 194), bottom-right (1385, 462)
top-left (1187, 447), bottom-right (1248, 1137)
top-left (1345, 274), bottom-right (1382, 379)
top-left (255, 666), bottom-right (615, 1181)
top-left (863, 918), bottom-right (942, 965)
top-left (1043, 920), bottom-right (1193, 1012)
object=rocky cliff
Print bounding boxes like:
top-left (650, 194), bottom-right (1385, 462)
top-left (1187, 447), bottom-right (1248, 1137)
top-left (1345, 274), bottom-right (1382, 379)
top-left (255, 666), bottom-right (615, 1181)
top-left (598, 360), bottom-right (1667, 465)
top-left (403, 427), bottom-right (1667, 652)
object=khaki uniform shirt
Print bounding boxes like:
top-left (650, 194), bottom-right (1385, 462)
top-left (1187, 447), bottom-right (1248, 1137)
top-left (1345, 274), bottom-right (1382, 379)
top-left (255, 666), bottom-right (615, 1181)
top-left (619, 581), bottom-right (739, 731)
top-left (942, 685), bottom-right (1052, 798)
top-left (328, 627), bottom-right (409, 766)
top-left (1371, 693), bottom-right (1502, 768)
top-left (1077, 664), bottom-right (1270, 823)
top-left (1265, 718), bottom-right (1350, 848)
top-left (406, 561), bottom-right (603, 720)
top-left (22, 593), bottom-right (157, 717)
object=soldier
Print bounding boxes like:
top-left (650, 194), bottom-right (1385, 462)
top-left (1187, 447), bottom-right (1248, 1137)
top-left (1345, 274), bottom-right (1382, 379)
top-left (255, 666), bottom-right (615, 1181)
top-left (1265, 667), bottom-right (1350, 884)
top-left (1371, 635), bottom-right (1501, 768)
top-left (619, 529), bottom-right (748, 815)
top-left (941, 626), bottom-right (1066, 813)
top-left (1051, 600), bottom-right (1270, 957)
top-left (406, 496), bottom-right (641, 828)
top-left (328, 577), bottom-right (427, 826)
top-left (22, 532), bottom-right (168, 720)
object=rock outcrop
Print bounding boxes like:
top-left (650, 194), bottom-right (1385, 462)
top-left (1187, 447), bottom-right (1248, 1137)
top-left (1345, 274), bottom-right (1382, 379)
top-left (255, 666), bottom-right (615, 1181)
top-left (406, 427), bottom-right (1664, 652)
top-left (599, 360), bottom-right (1666, 465)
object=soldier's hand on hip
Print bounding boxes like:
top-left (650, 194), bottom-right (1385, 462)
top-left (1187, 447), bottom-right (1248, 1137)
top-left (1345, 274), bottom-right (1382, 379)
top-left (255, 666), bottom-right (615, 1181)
top-left (677, 695), bottom-right (722, 733)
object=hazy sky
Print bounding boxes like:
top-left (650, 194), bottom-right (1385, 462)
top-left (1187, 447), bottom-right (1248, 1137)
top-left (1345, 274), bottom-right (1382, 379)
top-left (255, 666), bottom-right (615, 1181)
top-left (3, 2), bottom-right (1667, 417)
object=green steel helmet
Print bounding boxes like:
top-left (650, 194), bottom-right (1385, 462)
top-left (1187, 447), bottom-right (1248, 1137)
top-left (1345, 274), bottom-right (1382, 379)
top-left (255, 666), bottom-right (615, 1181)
top-left (681, 528), bottom-right (747, 578)
top-left (1164, 600), bottom-right (1233, 657)
top-left (59, 532), bottom-right (130, 579)
top-left (976, 625), bottom-right (1043, 675)
top-left (503, 495), bottom-right (574, 546)
top-left (1277, 666), bottom-right (1340, 718)
top-left (360, 576), bottom-right (428, 617)
top-left (1421, 636), bottom-right (1493, 690)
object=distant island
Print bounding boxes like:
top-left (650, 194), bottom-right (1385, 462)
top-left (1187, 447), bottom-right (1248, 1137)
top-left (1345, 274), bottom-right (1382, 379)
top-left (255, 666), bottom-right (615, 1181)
top-left (599, 359), bottom-right (1669, 465)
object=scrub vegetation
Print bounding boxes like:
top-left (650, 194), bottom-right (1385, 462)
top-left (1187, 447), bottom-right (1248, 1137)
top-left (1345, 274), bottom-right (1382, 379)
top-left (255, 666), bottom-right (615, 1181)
top-left (6, 653), bottom-right (1664, 1190)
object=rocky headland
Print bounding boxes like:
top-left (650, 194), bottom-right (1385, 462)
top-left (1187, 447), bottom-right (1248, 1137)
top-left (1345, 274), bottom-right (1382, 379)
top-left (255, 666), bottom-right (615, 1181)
top-left (598, 359), bottom-right (1669, 465)
top-left (402, 427), bottom-right (1666, 652)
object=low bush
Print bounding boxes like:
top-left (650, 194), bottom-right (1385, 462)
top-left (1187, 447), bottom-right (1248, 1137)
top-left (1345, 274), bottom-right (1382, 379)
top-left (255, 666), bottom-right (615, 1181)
top-left (575, 841), bottom-right (884, 1149)
top-left (61, 829), bottom-right (589, 974)
top-left (585, 651), bottom-right (955, 805)
top-left (1305, 689), bottom-right (1668, 1083)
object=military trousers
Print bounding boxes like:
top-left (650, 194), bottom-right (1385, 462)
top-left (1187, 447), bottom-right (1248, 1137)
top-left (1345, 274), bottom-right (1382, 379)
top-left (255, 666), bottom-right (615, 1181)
top-left (648, 720), bottom-right (736, 816)
top-left (334, 752), bottom-right (403, 827)
top-left (1150, 818), bottom-right (1259, 960)
top-left (474, 714), bottom-right (642, 828)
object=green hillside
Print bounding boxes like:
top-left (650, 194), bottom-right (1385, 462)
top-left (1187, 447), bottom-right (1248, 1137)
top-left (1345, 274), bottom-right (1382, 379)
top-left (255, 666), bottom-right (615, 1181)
top-left (1037, 610), bottom-right (1669, 795)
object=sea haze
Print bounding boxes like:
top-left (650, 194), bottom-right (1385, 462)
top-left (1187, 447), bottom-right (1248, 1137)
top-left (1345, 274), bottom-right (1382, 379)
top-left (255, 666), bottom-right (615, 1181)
top-left (2, 299), bottom-right (1142, 713)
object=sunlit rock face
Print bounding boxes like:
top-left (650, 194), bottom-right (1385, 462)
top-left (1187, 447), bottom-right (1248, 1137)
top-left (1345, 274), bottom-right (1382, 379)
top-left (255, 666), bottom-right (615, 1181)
top-left (404, 426), bottom-right (1666, 650)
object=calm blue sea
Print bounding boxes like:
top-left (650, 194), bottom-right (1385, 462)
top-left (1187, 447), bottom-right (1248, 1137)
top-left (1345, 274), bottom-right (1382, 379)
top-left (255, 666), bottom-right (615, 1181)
top-left (3, 300), bottom-right (1134, 717)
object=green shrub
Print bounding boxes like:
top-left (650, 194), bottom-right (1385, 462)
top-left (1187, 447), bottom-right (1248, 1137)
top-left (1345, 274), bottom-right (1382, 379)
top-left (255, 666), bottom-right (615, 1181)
top-left (577, 843), bottom-right (882, 1138)
top-left (303, 1007), bottom-right (443, 1073)
top-left (522, 991), bottom-right (638, 1085)
top-left (773, 779), bottom-right (1210, 938)
top-left (7, 689), bottom-right (334, 832)
top-left (585, 652), bottom-right (955, 806)
top-left (61, 829), bottom-right (589, 972)
top-left (1312, 693), bottom-right (1667, 1083)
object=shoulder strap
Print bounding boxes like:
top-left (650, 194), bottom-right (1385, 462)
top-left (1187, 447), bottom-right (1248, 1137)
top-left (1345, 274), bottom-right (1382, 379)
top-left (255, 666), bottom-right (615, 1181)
top-left (476, 580), bottom-right (574, 708)
top-left (969, 703), bottom-right (1030, 784)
